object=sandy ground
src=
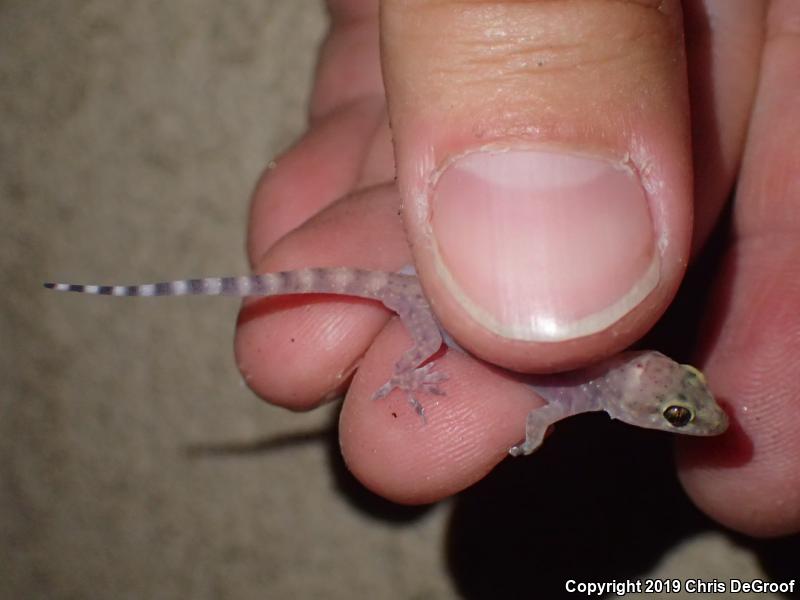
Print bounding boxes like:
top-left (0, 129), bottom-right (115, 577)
top-left (2, 1), bottom-right (797, 598)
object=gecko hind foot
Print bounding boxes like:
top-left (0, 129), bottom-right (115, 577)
top-left (371, 362), bottom-right (448, 421)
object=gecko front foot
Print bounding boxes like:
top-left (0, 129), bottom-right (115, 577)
top-left (371, 362), bottom-right (448, 421)
top-left (508, 405), bottom-right (562, 456)
top-left (508, 438), bottom-right (542, 457)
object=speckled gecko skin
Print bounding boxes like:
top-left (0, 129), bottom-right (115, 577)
top-left (45, 267), bottom-right (729, 455)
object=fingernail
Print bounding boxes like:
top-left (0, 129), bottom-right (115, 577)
top-left (430, 149), bottom-right (659, 342)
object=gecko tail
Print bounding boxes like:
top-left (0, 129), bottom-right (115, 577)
top-left (42, 269), bottom-right (374, 298)
top-left (43, 276), bottom-right (276, 297)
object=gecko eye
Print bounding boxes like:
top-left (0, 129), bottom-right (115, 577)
top-left (663, 405), bottom-right (694, 428)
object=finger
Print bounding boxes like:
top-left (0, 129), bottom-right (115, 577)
top-left (248, 1), bottom-right (385, 263)
top-left (247, 97), bottom-right (385, 263)
top-left (381, 0), bottom-right (694, 373)
top-left (677, 0), bottom-right (800, 537)
top-left (684, 0), bottom-right (766, 254)
top-left (312, 1), bottom-right (381, 119)
top-left (236, 184), bottom-right (410, 409)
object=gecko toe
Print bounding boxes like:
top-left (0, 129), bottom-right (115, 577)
top-left (508, 436), bottom-right (543, 457)
top-left (408, 394), bottom-right (427, 422)
top-left (418, 369), bottom-right (447, 397)
top-left (371, 382), bottom-right (395, 402)
top-left (508, 443), bottom-right (534, 457)
top-left (425, 371), bottom-right (448, 384)
top-left (423, 384), bottom-right (446, 396)
top-left (371, 362), bottom-right (447, 420)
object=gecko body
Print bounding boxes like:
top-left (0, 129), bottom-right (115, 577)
top-left (45, 267), bottom-right (729, 454)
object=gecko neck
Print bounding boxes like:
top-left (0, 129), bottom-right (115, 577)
top-left (526, 354), bottom-right (633, 419)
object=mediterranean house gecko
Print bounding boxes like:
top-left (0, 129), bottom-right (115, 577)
top-left (45, 267), bottom-right (729, 455)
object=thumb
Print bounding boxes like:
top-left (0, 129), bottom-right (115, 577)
top-left (380, 0), bottom-right (693, 372)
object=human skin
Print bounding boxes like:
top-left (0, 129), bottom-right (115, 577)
top-left (234, 0), bottom-right (800, 537)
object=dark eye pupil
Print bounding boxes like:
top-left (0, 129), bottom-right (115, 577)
top-left (663, 405), bottom-right (692, 427)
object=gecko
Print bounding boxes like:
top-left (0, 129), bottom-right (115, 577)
top-left (44, 267), bottom-right (729, 455)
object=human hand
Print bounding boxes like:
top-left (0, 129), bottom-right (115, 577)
top-left (235, 0), bottom-right (799, 537)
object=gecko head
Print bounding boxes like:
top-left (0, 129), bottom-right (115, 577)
top-left (652, 363), bottom-right (729, 437)
top-left (616, 353), bottom-right (729, 438)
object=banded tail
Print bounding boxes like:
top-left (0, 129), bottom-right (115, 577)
top-left (43, 268), bottom-right (404, 301)
top-left (43, 278), bottom-right (267, 297)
